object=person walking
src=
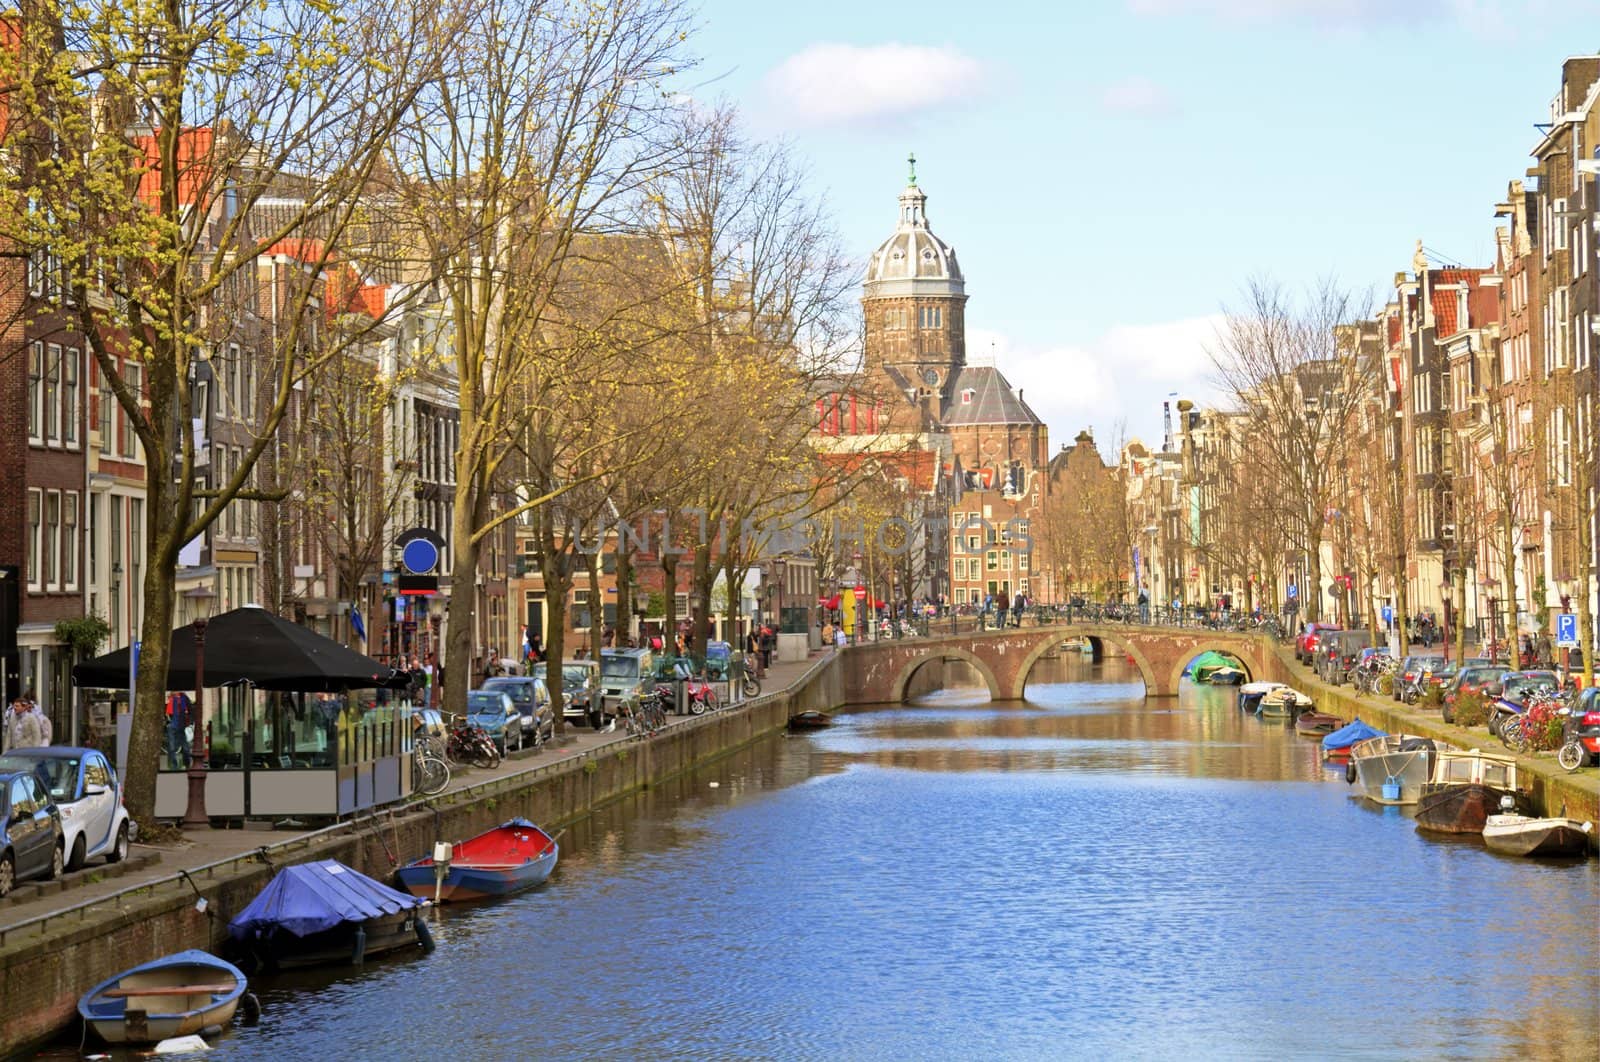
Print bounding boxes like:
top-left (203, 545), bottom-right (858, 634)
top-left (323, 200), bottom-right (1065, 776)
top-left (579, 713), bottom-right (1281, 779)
top-left (422, 655), bottom-right (435, 709)
top-left (7, 694), bottom-right (46, 751)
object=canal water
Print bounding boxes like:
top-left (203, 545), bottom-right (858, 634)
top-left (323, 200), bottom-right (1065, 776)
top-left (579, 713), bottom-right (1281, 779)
top-left (62, 654), bottom-right (1600, 1060)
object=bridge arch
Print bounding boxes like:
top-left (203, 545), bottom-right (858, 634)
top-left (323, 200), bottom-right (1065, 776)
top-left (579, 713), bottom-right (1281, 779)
top-left (889, 646), bottom-right (1003, 703)
top-left (1165, 647), bottom-right (1255, 695)
top-left (1011, 627), bottom-right (1161, 699)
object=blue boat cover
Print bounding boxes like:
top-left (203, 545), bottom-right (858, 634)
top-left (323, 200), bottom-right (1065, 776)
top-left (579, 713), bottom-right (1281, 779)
top-left (1322, 719), bottom-right (1385, 750)
top-left (230, 859), bottom-right (421, 939)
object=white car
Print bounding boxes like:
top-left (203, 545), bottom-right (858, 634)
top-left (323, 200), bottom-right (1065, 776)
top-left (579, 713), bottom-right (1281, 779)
top-left (0, 747), bottom-right (133, 869)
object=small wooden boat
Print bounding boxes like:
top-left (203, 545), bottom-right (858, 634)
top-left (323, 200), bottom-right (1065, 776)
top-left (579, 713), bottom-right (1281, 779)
top-left (1322, 718), bottom-right (1383, 759)
top-left (1207, 666), bottom-right (1246, 685)
top-left (1294, 711), bottom-right (1342, 736)
top-left (1237, 681), bottom-right (1287, 712)
top-left (1257, 687), bottom-right (1313, 717)
top-left (1482, 811), bottom-right (1593, 857)
top-left (1350, 734), bottom-right (1441, 806)
top-left (787, 710), bottom-right (833, 731)
top-left (78, 949), bottom-right (248, 1046)
top-left (395, 818), bottom-right (558, 902)
top-left (229, 859), bottom-right (433, 971)
top-left (1415, 748), bottom-right (1526, 835)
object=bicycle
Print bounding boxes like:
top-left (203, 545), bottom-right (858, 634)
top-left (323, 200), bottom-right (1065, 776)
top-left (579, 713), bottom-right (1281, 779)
top-left (413, 746), bottom-right (451, 796)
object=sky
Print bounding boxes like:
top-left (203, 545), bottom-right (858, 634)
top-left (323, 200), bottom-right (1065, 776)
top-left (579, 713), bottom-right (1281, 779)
top-left (683, 0), bottom-right (1595, 452)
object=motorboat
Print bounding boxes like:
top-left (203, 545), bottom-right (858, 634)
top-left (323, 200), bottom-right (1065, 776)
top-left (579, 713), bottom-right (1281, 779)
top-left (1237, 681), bottom-right (1287, 713)
top-left (1349, 734), bottom-right (1442, 806)
top-left (1257, 687), bottom-right (1314, 717)
top-left (1415, 748), bottom-right (1526, 835)
top-left (1482, 797), bottom-right (1594, 857)
top-left (1294, 711), bottom-right (1342, 737)
top-left (229, 859), bottom-right (433, 971)
top-left (1207, 666), bottom-right (1246, 685)
top-left (78, 949), bottom-right (250, 1046)
top-left (395, 818), bottom-right (558, 902)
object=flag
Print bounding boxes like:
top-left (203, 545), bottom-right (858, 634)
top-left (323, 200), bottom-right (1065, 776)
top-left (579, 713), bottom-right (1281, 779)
top-left (350, 606), bottom-right (367, 642)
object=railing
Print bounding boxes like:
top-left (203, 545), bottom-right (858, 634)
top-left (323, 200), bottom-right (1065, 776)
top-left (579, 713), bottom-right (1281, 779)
top-left (844, 603), bottom-right (1289, 643)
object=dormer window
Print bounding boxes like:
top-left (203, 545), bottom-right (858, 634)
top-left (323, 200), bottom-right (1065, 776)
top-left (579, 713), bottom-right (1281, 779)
top-left (961, 389), bottom-right (974, 405)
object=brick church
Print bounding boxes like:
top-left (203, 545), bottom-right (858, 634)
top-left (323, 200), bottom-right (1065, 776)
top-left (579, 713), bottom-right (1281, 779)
top-left (817, 162), bottom-right (1050, 606)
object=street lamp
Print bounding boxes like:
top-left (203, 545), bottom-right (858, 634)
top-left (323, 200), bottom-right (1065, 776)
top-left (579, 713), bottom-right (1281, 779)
top-left (1480, 577), bottom-right (1500, 664)
top-left (181, 585), bottom-right (218, 828)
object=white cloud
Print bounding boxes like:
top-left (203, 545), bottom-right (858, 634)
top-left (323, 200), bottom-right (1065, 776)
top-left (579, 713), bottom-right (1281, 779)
top-left (1123, 0), bottom-right (1565, 32)
top-left (761, 43), bottom-right (986, 129)
top-left (971, 316), bottom-right (1229, 451)
top-left (1099, 76), bottom-right (1179, 118)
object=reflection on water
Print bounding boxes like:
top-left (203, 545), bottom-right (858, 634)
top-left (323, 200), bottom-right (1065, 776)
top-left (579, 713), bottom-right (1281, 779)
top-left (52, 654), bottom-right (1598, 1060)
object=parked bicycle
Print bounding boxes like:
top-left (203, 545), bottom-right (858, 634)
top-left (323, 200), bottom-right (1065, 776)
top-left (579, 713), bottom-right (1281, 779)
top-left (413, 744), bottom-right (451, 796)
top-left (444, 713), bottom-right (502, 769)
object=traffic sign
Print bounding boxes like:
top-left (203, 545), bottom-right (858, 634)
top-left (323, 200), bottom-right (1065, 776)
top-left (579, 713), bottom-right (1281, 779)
top-left (1287, 583), bottom-right (1298, 599)
top-left (1555, 612), bottom-right (1579, 649)
top-left (1381, 605), bottom-right (1394, 625)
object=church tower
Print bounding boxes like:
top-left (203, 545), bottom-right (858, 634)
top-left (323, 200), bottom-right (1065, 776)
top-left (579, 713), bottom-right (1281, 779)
top-left (862, 155), bottom-right (967, 398)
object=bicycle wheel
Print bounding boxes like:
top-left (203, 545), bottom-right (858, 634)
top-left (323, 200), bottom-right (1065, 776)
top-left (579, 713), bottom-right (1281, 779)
top-left (743, 677), bottom-right (761, 698)
top-left (1558, 740), bottom-right (1585, 772)
top-left (416, 753), bottom-right (450, 796)
top-left (1499, 719), bottom-right (1527, 753)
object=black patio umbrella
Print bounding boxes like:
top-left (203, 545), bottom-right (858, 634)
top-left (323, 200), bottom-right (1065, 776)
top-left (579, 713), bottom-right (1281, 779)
top-left (72, 606), bottom-right (406, 692)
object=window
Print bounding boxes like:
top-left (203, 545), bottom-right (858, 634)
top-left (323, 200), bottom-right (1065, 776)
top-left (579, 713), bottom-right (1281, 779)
top-left (123, 362), bottom-right (141, 458)
top-left (98, 366), bottom-right (113, 454)
top-left (28, 342), bottom-right (44, 441)
top-left (986, 550), bottom-right (998, 571)
top-left (63, 348), bottom-right (79, 446)
top-left (961, 389), bottom-right (974, 405)
top-left (955, 587), bottom-right (967, 604)
top-left (63, 491), bottom-right (78, 589)
top-left (1001, 551), bottom-right (1012, 570)
top-left (44, 490), bottom-right (60, 588)
top-left (44, 344), bottom-right (61, 441)
top-left (919, 306), bottom-right (942, 329)
top-left (26, 490), bottom-right (41, 588)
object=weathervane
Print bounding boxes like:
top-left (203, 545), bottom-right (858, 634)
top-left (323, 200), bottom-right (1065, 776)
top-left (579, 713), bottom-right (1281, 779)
top-left (907, 151), bottom-right (917, 185)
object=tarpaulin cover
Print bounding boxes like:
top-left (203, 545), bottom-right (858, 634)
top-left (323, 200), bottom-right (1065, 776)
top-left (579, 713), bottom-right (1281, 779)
top-left (229, 859), bottom-right (420, 939)
top-left (1322, 719), bottom-right (1385, 751)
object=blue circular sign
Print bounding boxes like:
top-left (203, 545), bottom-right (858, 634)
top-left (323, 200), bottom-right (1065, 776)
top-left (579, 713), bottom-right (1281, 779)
top-left (402, 538), bottom-right (440, 574)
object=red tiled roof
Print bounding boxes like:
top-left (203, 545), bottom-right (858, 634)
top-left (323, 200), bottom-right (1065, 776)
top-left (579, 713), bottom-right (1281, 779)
top-left (135, 128), bottom-right (215, 209)
top-left (818, 449), bottom-right (939, 492)
top-left (1428, 268), bottom-right (1498, 338)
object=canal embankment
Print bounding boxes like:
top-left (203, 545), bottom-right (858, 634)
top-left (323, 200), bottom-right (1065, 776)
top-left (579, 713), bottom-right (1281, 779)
top-left (0, 651), bottom-right (844, 1059)
top-left (1269, 643), bottom-right (1599, 831)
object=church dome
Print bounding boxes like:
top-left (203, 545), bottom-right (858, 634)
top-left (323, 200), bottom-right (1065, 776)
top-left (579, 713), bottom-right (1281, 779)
top-left (863, 177), bottom-right (964, 300)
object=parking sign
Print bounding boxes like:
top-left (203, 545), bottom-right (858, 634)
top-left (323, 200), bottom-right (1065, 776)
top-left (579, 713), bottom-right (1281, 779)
top-left (1555, 612), bottom-right (1579, 649)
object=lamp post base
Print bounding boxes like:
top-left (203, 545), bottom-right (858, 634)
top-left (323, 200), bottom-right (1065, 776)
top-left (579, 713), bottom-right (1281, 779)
top-left (181, 763), bottom-right (209, 828)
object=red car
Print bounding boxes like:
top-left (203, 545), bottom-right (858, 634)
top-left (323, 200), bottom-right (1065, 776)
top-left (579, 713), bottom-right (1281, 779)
top-left (1296, 623), bottom-right (1341, 665)
top-left (1442, 665), bottom-right (1504, 723)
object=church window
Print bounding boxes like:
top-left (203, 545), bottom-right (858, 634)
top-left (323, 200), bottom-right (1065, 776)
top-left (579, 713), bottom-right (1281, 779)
top-left (919, 306), bottom-right (942, 329)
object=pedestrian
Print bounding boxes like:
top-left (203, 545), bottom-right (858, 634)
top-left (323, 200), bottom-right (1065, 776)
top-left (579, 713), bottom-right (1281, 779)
top-left (760, 626), bottom-right (775, 670)
top-left (6, 693), bottom-right (46, 751)
top-left (165, 691), bottom-right (192, 769)
top-left (821, 620), bottom-right (835, 645)
top-left (746, 628), bottom-right (762, 677)
top-left (422, 654), bottom-right (435, 709)
top-left (833, 625), bottom-right (846, 649)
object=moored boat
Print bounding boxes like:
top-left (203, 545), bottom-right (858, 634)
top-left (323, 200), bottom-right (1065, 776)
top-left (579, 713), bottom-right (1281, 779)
top-left (1482, 808), bottom-right (1593, 857)
top-left (1322, 718), bottom-right (1384, 759)
top-left (78, 949), bottom-right (249, 1046)
top-left (1257, 686), bottom-right (1313, 717)
top-left (787, 710), bottom-right (833, 731)
top-left (1207, 666), bottom-right (1246, 685)
top-left (1237, 681), bottom-right (1286, 712)
top-left (1294, 711), bottom-right (1342, 736)
top-left (1349, 734), bottom-right (1442, 805)
top-left (1415, 748), bottom-right (1526, 835)
top-left (229, 859), bottom-right (433, 971)
top-left (395, 818), bottom-right (558, 902)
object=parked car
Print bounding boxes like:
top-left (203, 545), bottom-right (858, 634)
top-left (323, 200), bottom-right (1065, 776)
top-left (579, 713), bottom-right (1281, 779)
top-left (1490, 670), bottom-right (1560, 704)
top-left (465, 689), bottom-right (524, 755)
top-left (479, 675), bottom-right (555, 748)
top-left (1319, 630), bottom-right (1373, 685)
top-left (532, 660), bottom-right (601, 728)
top-left (0, 747), bottom-right (132, 869)
top-left (1296, 623), bottom-right (1341, 665)
top-left (0, 769), bottom-right (64, 896)
top-left (1441, 665), bottom-right (1503, 723)
top-left (599, 648), bottom-right (655, 716)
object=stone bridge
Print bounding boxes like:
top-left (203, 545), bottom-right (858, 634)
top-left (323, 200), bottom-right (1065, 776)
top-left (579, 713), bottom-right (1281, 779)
top-left (842, 624), bottom-right (1288, 702)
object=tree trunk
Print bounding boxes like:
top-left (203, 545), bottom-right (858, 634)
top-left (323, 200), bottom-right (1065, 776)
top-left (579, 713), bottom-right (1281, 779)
top-left (543, 562), bottom-right (569, 736)
top-left (662, 551), bottom-right (678, 644)
top-left (690, 535), bottom-right (714, 661)
top-left (587, 551), bottom-right (603, 663)
top-left (442, 480), bottom-right (487, 719)
top-left (615, 542), bottom-right (634, 644)
top-left (125, 534), bottom-right (179, 829)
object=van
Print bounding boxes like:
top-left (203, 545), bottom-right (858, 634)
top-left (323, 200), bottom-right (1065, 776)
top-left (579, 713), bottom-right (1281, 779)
top-left (599, 648), bottom-right (654, 715)
top-left (1319, 630), bottom-right (1373, 685)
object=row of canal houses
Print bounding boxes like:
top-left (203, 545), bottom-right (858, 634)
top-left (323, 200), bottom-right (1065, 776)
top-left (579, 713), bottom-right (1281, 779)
top-left (1129, 56), bottom-right (1599, 665)
top-left (0, 114), bottom-right (496, 742)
